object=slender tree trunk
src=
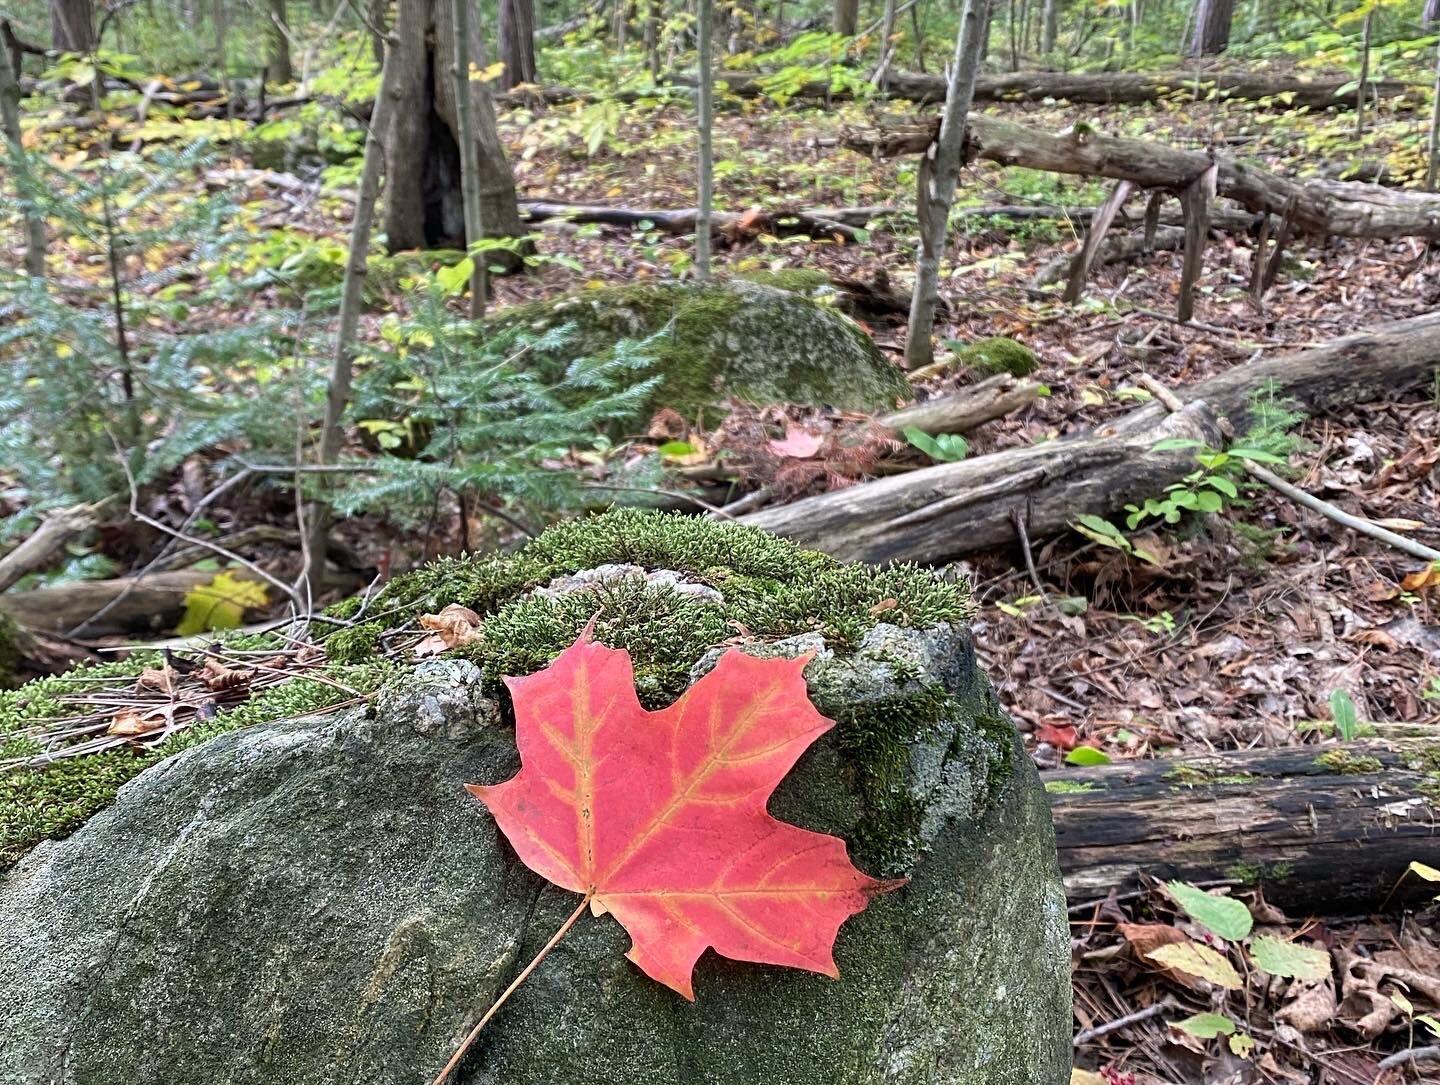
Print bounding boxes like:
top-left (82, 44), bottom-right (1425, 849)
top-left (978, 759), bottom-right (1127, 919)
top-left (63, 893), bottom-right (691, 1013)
top-left (904, 0), bottom-right (987, 369)
top-left (451, 0), bottom-right (489, 316)
top-left (498, 0), bottom-right (536, 88)
top-left (833, 0), bottom-right (859, 35)
top-left (873, 0), bottom-right (898, 88)
top-left (1428, 43), bottom-right (1440, 190)
top-left (1040, 0), bottom-right (1056, 53)
top-left (644, 0), bottom-right (660, 79)
top-left (695, 0), bottom-right (713, 279)
top-left (910, 0), bottom-right (926, 70)
top-left (50, 0), bottom-right (95, 51)
top-left (305, 36), bottom-right (401, 600)
top-left (266, 0), bottom-right (294, 83)
top-left (1355, 8), bottom-right (1372, 141)
top-left (0, 38), bottom-right (45, 278)
top-left (1185, 0), bottom-right (1233, 56)
top-left (1426, 0), bottom-right (1439, 27)
top-left (383, 0), bottom-right (524, 257)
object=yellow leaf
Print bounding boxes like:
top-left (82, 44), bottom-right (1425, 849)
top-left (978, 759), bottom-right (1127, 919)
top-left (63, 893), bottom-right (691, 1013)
top-left (1070, 1073), bottom-right (1105, 1085)
top-left (1409, 860), bottom-right (1440, 882)
top-left (1145, 941), bottom-right (1243, 989)
top-left (469, 60), bottom-right (506, 83)
top-left (176, 571), bottom-right (270, 636)
top-left (1228, 1032), bottom-right (1255, 1058)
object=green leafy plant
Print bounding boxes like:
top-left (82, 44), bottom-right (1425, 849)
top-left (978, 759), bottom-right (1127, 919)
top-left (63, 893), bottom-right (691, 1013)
top-left (903, 428), bottom-right (969, 463)
top-left (1329, 688), bottom-right (1360, 741)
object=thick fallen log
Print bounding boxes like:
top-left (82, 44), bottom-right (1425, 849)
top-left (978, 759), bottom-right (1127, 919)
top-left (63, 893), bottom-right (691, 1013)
top-left (694, 68), bottom-right (1415, 110)
top-left (1033, 226), bottom-right (1187, 288)
top-left (1049, 739), bottom-right (1440, 909)
top-left (517, 199), bottom-right (868, 241)
top-left (878, 374), bottom-right (1043, 434)
top-left (844, 114), bottom-right (1440, 240)
top-left (741, 312), bottom-right (1440, 563)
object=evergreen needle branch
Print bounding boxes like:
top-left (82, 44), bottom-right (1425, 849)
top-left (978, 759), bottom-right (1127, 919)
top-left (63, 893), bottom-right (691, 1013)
top-left (431, 894), bottom-right (592, 1085)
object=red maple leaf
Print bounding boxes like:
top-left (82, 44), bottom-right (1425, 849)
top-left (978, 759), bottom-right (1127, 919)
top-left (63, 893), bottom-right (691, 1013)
top-left (468, 629), bottom-right (903, 1000)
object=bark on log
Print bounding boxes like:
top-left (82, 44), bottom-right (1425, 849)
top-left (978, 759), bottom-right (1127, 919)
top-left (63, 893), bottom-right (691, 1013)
top-left (1049, 739), bottom-right (1440, 909)
top-left (691, 67), bottom-right (1415, 110)
top-left (740, 312), bottom-right (1440, 563)
top-left (844, 114), bottom-right (1440, 240)
top-left (517, 199), bottom-right (866, 241)
top-left (1033, 226), bottom-right (1187, 288)
top-left (0, 502), bottom-right (106, 594)
top-left (878, 374), bottom-right (1042, 434)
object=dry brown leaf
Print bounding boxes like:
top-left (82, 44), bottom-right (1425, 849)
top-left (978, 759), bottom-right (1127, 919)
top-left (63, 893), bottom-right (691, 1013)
top-left (135, 665), bottom-right (178, 694)
top-left (415, 603), bottom-right (484, 658)
top-left (1275, 978), bottom-right (1338, 1033)
top-left (108, 707), bottom-right (169, 737)
top-left (196, 656), bottom-right (256, 692)
top-left (1117, 922), bottom-right (1189, 958)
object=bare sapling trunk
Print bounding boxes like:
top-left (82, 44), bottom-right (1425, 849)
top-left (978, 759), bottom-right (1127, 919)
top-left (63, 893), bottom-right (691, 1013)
top-left (644, 0), bottom-right (660, 79)
top-left (1040, 0), bottom-right (1056, 53)
top-left (1356, 8), bottom-right (1373, 141)
top-left (872, 0), bottom-right (898, 87)
top-left (1428, 43), bottom-right (1440, 190)
top-left (903, 0), bottom-right (987, 369)
top-left (267, 0), bottom-right (294, 83)
top-left (451, 0), bottom-right (489, 316)
top-left (1427, 0), bottom-right (1440, 27)
top-left (304, 36), bottom-right (401, 601)
top-left (834, 0), bottom-right (859, 35)
top-left (695, 0), bottom-right (713, 279)
top-left (0, 39), bottom-right (45, 277)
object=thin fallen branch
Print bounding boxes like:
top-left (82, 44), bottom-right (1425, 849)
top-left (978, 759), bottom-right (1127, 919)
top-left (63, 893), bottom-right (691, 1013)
top-left (878, 374), bottom-right (1042, 435)
top-left (0, 501), bottom-right (109, 594)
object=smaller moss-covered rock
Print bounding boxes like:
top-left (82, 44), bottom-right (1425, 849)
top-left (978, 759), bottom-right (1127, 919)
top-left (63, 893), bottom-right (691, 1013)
top-left (951, 336), bottom-right (1039, 378)
top-left (488, 280), bottom-right (908, 419)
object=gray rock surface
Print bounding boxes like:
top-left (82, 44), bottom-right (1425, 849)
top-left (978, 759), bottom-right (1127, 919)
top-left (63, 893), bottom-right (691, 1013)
top-left (0, 628), bottom-right (1070, 1085)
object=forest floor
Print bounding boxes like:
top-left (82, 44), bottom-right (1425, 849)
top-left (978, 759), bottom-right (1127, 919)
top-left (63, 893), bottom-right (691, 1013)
top-left (5, 58), bottom-right (1440, 1083)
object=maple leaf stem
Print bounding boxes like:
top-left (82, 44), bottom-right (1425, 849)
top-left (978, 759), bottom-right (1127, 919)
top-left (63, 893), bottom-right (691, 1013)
top-left (430, 893), bottom-right (593, 1085)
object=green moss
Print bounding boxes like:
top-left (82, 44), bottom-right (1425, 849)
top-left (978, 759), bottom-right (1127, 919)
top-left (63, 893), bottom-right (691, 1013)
top-left (4, 510), bottom-right (975, 869)
top-left (1165, 764), bottom-right (1259, 787)
top-left (1225, 859), bottom-right (1293, 886)
top-left (952, 336), bottom-right (1038, 378)
top-left (1313, 749), bottom-right (1384, 775)
top-left (1, 661), bottom-right (398, 867)
top-left (1044, 780), bottom-right (1100, 794)
top-left (736, 268), bottom-right (832, 295)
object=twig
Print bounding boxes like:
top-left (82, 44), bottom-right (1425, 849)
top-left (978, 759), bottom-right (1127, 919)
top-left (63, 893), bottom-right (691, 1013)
top-left (583, 483), bottom-right (734, 518)
top-left (431, 894), bottom-right (592, 1084)
top-left (1073, 1000), bottom-right (1170, 1045)
top-left (712, 486), bottom-right (772, 518)
top-left (1243, 462), bottom-right (1440, 563)
top-left (1010, 506), bottom-right (1049, 602)
top-left (1377, 1045), bottom-right (1440, 1070)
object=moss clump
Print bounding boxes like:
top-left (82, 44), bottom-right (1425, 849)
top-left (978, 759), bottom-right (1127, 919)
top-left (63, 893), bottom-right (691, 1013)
top-left (324, 621), bottom-right (386, 664)
top-left (1225, 859), bottom-right (1294, 886)
top-left (486, 280), bottom-right (908, 420)
top-left (1, 660), bottom-right (398, 867)
top-left (953, 336), bottom-right (1039, 378)
top-left (1045, 780), bottom-right (1100, 794)
top-left (1165, 764), bottom-right (1258, 787)
top-left (1313, 749), bottom-right (1384, 775)
top-left (736, 268), bottom-right (832, 295)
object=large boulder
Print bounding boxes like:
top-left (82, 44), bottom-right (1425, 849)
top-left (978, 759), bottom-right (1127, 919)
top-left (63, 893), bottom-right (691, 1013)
top-left (0, 512), bottom-right (1069, 1085)
top-left (486, 279), bottom-right (910, 419)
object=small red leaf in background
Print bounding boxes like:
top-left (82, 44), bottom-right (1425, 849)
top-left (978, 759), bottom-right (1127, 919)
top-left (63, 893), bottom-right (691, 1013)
top-left (469, 629), bottom-right (903, 999)
top-left (1035, 722), bottom-right (1078, 750)
top-left (767, 426), bottom-right (824, 459)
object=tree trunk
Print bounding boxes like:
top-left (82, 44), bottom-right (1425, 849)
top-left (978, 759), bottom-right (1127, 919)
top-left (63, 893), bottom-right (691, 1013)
top-left (0, 37), bottom-right (45, 278)
top-left (741, 312), bottom-right (1440, 563)
top-left (305, 35), bottom-right (403, 599)
top-left (833, 0), bottom-right (859, 35)
top-left (1426, 0), bottom-right (1439, 27)
top-left (498, 0), bottom-right (536, 90)
top-left (1040, 0), bottom-right (1056, 52)
top-left (904, 0), bottom-right (986, 368)
top-left (1186, 0), bottom-right (1233, 56)
top-left (451, 0), bottom-right (489, 316)
top-left (383, 0), bottom-right (525, 258)
top-left (1050, 738), bottom-right (1440, 910)
top-left (872, 0), bottom-right (897, 88)
top-left (694, 0), bottom-right (714, 279)
top-left (266, 0), bottom-right (294, 83)
top-left (50, 0), bottom-right (94, 52)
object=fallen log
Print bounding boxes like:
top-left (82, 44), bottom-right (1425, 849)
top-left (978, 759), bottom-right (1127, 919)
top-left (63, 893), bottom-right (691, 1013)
top-left (517, 199), bottom-right (868, 242)
top-left (694, 67), bottom-right (1416, 110)
top-left (1049, 739), bottom-right (1440, 909)
top-left (879, 374), bottom-right (1043, 434)
top-left (0, 501), bottom-right (108, 594)
top-left (0, 569), bottom-right (270, 638)
top-left (1032, 226), bottom-right (1187, 288)
top-left (844, 113), bottom-right (1440, 240)
top-left (741, 312), bottom-right (1440, 563)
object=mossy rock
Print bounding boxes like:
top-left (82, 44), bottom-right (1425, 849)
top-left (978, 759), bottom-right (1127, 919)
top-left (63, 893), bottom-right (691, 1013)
top-left (0, 512), bottom-right (1069, 1083)
top-left (949, 336), bottom-right (1038, 378)
top-left (488, 280), bottom-right (908, 420)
